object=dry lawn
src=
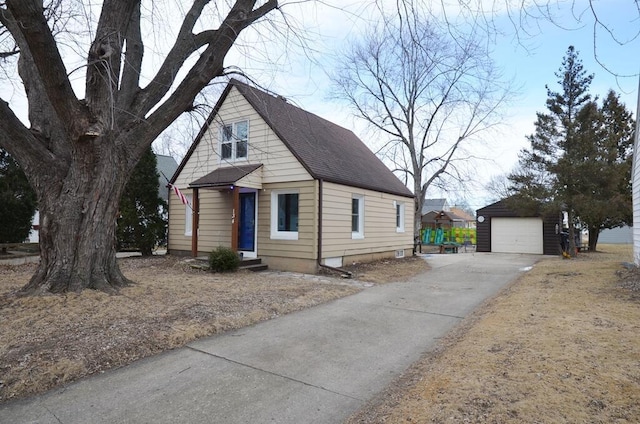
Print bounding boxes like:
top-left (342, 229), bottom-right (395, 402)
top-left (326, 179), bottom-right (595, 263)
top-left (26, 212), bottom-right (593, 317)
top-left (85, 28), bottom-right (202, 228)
top-left (0, 254), bottom-right (428, 403)
top-left (347, 244), bottom-right (640, 423)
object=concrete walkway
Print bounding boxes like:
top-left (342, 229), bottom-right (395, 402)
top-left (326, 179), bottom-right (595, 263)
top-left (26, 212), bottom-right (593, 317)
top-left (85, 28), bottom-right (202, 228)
top-left (0, 252), bottom-right (539, 424)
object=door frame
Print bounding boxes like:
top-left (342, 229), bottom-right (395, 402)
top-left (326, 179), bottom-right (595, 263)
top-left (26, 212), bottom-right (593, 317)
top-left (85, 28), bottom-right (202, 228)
top-left (237, 189), bottom-right (258, 259)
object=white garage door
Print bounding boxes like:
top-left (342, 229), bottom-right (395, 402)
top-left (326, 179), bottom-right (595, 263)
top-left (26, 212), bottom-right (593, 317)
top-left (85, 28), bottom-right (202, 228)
top-left (491, 217), bottom-right (543, 254)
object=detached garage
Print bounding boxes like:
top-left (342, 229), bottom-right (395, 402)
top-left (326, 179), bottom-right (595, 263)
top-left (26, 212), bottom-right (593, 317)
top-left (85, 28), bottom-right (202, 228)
top-left (476, 200), bottom-right (560, 255)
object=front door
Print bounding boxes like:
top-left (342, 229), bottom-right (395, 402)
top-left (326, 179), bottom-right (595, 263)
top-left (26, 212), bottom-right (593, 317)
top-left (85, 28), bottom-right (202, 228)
top-left (238, 191), bottom-right (257, 258)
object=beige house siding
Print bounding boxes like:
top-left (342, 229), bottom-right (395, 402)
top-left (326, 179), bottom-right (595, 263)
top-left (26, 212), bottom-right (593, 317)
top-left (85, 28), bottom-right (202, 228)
top-left (320, 182), bottom-right (413, 263)
top-left (196, 189), bottom-right (233, 253)
top-left (174, 87), bottom-right (311, 188)
top-left (257, 181), bottom-right (318, 267)
top-left (169, 181), bottom-right (319, 269)
top-left (167, 191), bottom-right (193, 252)
top-left (168, 188), bottom-right (233, 255)
top-left (236, 166), bottom-right (262, 189)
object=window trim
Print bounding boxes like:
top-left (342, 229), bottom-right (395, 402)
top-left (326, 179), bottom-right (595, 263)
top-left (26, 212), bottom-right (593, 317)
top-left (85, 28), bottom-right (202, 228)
top-left (351, 195), bottom-right (365, 239)
top-left (270, 189), bottom-right (299, 240)
top-left (218, 119), bottom-right (249, 162)
top-left (396, 202), bottom-right (405, 233)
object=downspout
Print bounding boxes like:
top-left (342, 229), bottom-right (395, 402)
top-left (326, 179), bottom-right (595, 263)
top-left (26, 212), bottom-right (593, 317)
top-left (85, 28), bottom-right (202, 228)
top-left (316, 179), bottom-right (353, 278)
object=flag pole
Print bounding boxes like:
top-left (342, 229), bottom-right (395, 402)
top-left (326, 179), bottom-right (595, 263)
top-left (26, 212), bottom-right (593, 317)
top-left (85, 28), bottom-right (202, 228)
top-left (162, 171), bottom-right (192, 211)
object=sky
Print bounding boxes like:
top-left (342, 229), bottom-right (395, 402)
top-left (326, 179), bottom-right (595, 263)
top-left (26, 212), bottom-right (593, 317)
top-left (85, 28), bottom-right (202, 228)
top-left (222, 0), bottom-right (640, 210)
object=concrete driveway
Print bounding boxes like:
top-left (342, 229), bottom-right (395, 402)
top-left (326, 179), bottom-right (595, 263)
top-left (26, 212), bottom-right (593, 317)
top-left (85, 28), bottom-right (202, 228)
top-left (0, 252), bottom-right (539, 424)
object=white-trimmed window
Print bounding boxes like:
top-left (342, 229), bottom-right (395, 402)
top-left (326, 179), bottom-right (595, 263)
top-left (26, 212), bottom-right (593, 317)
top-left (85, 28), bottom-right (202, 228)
top-left (184, 194), bottom-right (193, 236)
top-left (220, 120), bottom-right (248, 161)
top-left (396, 202), bottom-right (405, 233)
top-left (351, 195), bottom-right (364, 239)
top-left (271, 190), bottom-right (299, 240)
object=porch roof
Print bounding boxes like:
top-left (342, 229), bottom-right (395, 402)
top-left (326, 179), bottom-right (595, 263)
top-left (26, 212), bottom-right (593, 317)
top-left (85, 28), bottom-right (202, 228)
top-left (189, 163), bottom-right (263, 189)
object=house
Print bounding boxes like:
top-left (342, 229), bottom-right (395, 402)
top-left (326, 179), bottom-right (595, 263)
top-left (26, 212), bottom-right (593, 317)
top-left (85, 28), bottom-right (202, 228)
top-left (167, 79), bottom-right (414, 273)
top-left (156, 154), bottom-right (179, 204)
top-left (421, 210), bottom-right (465, 229)
top-left (450, 207), bottom-right (476, 229)
top-left (476, 199), bottom-right (560, 255)
top-left (421, 198), bottom-right (450, 215)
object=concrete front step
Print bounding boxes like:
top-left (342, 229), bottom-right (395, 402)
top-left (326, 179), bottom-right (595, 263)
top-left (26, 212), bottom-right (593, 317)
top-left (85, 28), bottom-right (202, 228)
top-left (239, 258), bottom-right (268, 272)
top-left (240, 263), bottom-right (269, 272)
top-left (193, 256), bottom-right (268, 272)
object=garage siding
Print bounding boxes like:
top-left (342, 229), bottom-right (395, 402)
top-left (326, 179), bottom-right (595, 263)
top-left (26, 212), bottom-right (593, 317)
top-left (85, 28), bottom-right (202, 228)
top-left (476, 199), bottom-right (560, 255)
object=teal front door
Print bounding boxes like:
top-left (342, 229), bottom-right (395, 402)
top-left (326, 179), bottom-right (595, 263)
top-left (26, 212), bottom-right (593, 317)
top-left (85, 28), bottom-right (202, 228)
top-left (238, 192), bottom-right (256, 256)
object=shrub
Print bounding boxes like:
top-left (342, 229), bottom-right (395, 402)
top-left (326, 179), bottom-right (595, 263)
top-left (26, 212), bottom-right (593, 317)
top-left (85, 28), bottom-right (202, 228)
top-left (209, 246), bottom-right (240, 272)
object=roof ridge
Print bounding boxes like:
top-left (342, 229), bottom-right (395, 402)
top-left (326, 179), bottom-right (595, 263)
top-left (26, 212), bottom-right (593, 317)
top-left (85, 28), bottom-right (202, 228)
top-left (229, 79), bottom-right (358, 139)
top-left (231, 80), bottom-right (413, 198)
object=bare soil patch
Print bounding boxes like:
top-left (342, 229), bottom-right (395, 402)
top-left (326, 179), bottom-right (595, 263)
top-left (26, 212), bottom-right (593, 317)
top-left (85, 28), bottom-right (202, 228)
top-left (347, 245), bottom-right (640, 423)
top-left (0, 254), bottom-right (428, 403)
top-left (341, 255), bottom-right (430, 284)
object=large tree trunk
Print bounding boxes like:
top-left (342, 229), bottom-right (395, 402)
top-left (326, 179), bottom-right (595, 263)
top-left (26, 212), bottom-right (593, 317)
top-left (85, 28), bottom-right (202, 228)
top-left (20, 140), bottom-right (133, 295)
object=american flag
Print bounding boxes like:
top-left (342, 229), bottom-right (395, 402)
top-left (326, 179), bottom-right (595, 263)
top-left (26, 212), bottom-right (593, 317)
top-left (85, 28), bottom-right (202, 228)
top-left (169, 184), bottom-right (191, 208)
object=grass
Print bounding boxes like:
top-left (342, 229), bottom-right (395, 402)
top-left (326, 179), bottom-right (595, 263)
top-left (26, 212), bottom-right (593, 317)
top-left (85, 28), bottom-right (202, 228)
top-left (0, 254), bottom-right (428, 403)
top-left (0, 257), bottom-right (360, 402)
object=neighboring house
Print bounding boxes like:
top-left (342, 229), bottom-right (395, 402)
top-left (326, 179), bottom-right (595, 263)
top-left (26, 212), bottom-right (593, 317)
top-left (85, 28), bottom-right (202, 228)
top-left (476, 199), bottom-right (560, 255)
top-left (167, 79), bottom-right (414, 273)
top-left (421, 198), bottom-right (449, 215)
top-left (421, 201), bottom-right (475, 230)
top-left (450, 207), bottom-right (476, 229)
top-left (422, 210), bottom-right (466, 229)
top-left (156, 154), bottom-right (179, 204)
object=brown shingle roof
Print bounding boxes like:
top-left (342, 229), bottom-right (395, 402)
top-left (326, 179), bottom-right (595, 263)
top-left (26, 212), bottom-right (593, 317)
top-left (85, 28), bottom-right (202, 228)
top-left (232, 80), bottom-right (413, 198)
top-left (172, 79), bottom-right (413, 199)
top-left (450, 207), bottom-right (475, 222)
top-left (189, 164), bottom-right (262, 188)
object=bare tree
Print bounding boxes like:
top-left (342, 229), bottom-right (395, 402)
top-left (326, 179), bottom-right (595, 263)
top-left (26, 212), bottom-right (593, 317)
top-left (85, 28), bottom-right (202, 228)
top-left (0, 0), bottom-right (281, 294)
top-left (332, 2), bottom-right (510, 238)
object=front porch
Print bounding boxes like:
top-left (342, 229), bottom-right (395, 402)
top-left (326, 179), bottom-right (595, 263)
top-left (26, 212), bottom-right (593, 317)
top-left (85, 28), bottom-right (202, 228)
top-left (187, 164), bottom-right (263, 260)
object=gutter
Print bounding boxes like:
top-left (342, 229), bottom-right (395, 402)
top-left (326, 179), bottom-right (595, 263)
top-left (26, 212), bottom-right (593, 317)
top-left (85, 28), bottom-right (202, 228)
top-left (316, 179), bottom-right (353, 278)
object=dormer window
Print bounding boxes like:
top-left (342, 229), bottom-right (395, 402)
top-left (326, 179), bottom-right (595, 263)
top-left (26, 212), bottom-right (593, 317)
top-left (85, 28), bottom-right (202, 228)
top-left (220, 120), bottom-right (248, 161)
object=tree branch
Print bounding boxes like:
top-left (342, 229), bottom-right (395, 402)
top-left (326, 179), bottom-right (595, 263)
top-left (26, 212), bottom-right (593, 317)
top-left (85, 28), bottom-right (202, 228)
top-left (85, 0), bottom-right (139, 126)
top-left (126, 0), bottom-right (279, 158)
top-left (129, 0), bottom-right (213, 119)
top-left (5, 1), bottom-right (84, 135)
top-left (116, 1), bottom-right (142, 112)
top-left (0, 98), bottom-right (57, 173)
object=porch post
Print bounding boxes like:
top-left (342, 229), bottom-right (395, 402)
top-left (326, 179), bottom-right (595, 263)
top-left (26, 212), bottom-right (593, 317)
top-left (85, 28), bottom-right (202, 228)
top-left (191, 187), bottom-right (199, 257)
top-left (231, 186), bottom-right (239, 252)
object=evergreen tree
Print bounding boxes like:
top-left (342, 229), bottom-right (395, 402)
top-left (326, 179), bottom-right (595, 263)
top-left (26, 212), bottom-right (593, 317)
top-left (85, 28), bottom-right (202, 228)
top-left (509, 46), bottom-right (594, 255)
top-left (116, 148), bottom-right (167, 256)
top-left (572, 90), bottom-right (634, 251)
top-left (0, 149), bottom-right (37, 250)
